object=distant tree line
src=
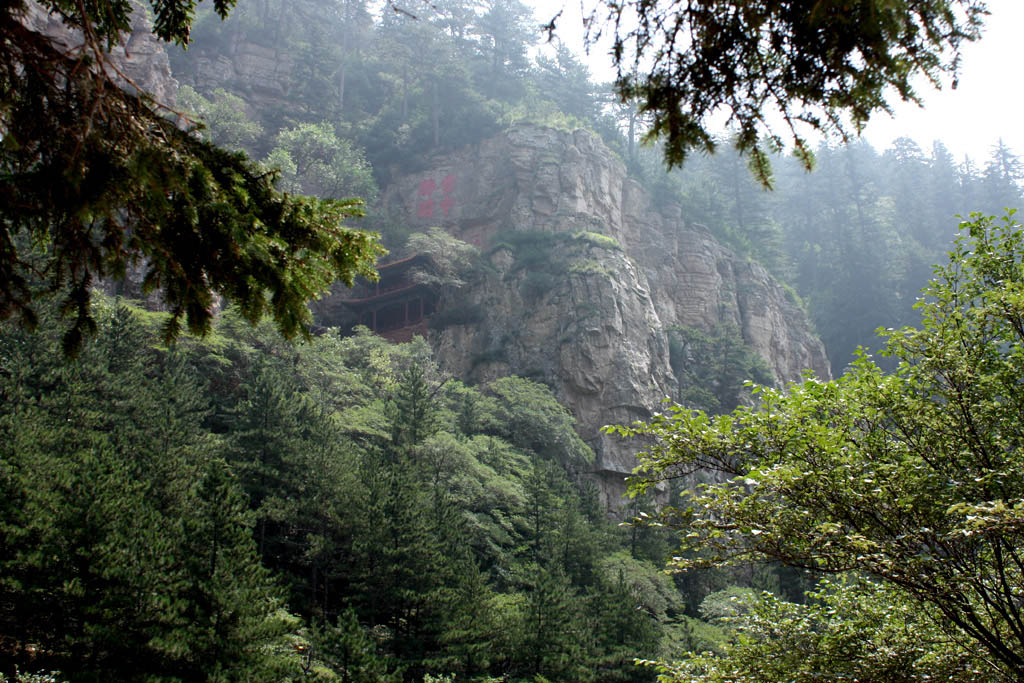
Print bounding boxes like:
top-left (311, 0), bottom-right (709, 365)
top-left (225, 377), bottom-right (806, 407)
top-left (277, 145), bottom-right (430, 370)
top-left (633, 136), bottom-right (1024, 375)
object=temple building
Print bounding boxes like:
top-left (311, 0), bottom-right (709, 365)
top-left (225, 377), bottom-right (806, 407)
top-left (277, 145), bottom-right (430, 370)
top-left (339, 253), bottom-right (438, 340)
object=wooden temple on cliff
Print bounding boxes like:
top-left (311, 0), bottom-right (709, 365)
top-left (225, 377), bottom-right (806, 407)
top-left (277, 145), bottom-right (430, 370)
top-left (339, 253), bottom-right (438, 341)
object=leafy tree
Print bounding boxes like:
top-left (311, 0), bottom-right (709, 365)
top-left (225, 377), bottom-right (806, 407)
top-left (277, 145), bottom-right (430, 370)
top-left (486, 376), bottom-right (593, 470)
top-left (612, 213), bottom-right (1024, 680)
top-left (264, 122), bottom-right (378, 202)
top-left (1, 0), bottom-right (384, 353)
top-left (176, 86), bottom-right (265, 153)
top-left (404, 228), bottom-right (479, 289)
top-left (660, 577), bottom-right (987, 683)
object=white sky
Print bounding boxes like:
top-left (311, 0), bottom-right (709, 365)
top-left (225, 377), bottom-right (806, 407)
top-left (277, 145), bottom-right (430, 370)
top-left (527, 0), bottom-right (1024, 163)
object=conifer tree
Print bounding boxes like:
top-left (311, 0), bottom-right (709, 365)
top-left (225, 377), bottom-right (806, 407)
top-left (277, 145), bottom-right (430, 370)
top-left (1, 0), bottom-right (384, 354)
top-left (0, 302), bottom-right (293, 679)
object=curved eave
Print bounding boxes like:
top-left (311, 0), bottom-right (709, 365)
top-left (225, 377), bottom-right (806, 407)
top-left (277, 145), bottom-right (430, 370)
top-left (341, 282), bottom-right (436, 311)
top-left (373, 253), bottom-right (431, 277)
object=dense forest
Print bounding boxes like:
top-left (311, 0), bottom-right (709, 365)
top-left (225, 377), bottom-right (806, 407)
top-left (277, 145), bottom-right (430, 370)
top-left (0, 295), bottom-right (691, 680)
top-left (3, 0), bottom-right (1024, 681)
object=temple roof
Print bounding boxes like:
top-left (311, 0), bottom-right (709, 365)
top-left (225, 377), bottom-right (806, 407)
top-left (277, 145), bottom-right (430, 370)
top-left (340, 282), bottom-right (436, 311)
top-left (374, 252), bottom-right (431, 279)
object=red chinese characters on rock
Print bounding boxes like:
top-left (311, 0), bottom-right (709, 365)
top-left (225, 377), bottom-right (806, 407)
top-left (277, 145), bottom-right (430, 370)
top-left (416, 174), bottom-right (456, 218)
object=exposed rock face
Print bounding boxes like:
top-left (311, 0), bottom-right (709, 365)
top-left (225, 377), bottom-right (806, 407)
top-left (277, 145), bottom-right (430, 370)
top-left (169, 11), bottom-right (298, 117)
top-left (364, 126), bottom-right (830, 506)
top-left (25, 2), bottom-right (178, 308)
top-left (174, 40), bottom-right (294, 111)
top-left (25, 1), bottom-right (179, 107)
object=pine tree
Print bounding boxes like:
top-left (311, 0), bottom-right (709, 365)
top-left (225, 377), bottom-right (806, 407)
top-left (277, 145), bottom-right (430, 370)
top-left (981, 139), bottom-right (1024, 213)
top-left (351, 453), bottom-right (449, 676)
top-left (388, 364), bottom-right (438, 453)
top-left (312, 608), bottom-right (399, 683)
top-left (1, 0), bottom-right (384, 354)
top-left (0, 302), bottom-right (293, 678)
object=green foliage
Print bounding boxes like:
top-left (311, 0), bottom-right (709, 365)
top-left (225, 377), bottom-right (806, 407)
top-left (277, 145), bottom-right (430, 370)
top-left (486, 230), bottom-right (626, 306)
top-left (264, 122), bottom-right (378, 202)
top-left (307, 609), bottom-right (400, 682)
top-left (569, 259), bottom-right (613, 277)
top-left (1, 672), bottom-right (66, 683)
top-left (531, 44), bottom-right (601, 126)
top-left (0, 0), bottom-right (384, 354)
top-left (405, 228), bottom-right (480, 288)
top-left (488, 230), bottom-right (569, 269)
top-left (573, 231), bottom-right (623, 251)
top-left (177, 86), bottom-right (264, 153)
top-left (0, 302), bottom-right (293, 679)
top-left (659, 578), bottom-right (985, 683)
top-left (0, 290), bottom-right (680, 680)
top-left (594, 0), bottom-right (987, 183)
top-left (667, 325), bottom-right (773, 414)
top-left (500, 98), bottom-right (593, 133)
top-left (613, 213), bottom-right (1024, 681)
top-left (598, 551), bottom-right (686, 631)
top-left (486, 376), bottom-right (594, 469)
top-left (388, 363), bottom-right (438, 451)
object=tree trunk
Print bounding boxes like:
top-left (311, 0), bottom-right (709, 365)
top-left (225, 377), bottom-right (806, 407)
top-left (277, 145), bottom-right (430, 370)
top-left (401, 65), bottom-right (408, 121)
top-left (432, 78), bottom-right (440, 148)
top-left (338, 63), bottom-right (346, 111)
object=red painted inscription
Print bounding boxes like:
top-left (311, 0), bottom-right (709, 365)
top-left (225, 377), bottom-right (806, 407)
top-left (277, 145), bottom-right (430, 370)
top-left (415, 174), bottom-right (457, 218)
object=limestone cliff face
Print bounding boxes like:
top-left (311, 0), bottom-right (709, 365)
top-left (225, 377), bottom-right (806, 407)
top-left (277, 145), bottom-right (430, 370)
top-left (373, 126), bottom-right (830, 505)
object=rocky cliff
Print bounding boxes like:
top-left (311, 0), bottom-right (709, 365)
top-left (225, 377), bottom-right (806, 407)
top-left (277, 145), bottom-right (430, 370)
top-left (351, 126), bottom-right (830, 505)
top-left (67, 7), bottom-right (828, 505)
top-left (25, 1), bottom-right (179, 107)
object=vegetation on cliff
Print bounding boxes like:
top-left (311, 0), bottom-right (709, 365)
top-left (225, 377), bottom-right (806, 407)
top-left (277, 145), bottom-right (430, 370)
top-left (614, 213), bottom-right (1024, 681)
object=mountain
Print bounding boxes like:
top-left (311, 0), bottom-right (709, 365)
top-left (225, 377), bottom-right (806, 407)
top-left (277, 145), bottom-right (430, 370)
top-left (85, 5), bottom-right (829, 507)
top-left (322, 125), bottom-right (830, 505)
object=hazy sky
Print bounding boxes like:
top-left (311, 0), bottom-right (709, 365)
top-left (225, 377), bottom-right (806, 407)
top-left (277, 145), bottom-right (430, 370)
top-left (531, 0), bottom-right (1022, 163)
